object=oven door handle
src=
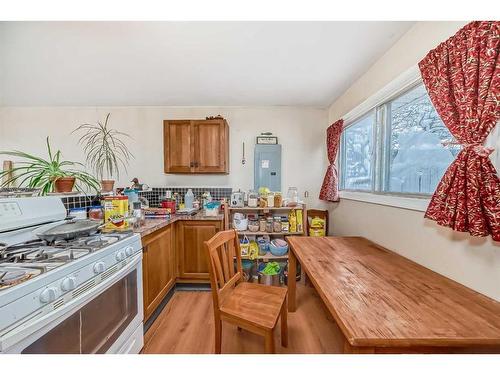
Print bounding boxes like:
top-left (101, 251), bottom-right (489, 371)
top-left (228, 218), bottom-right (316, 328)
top-left (0, 253), bottom-right (142, 353)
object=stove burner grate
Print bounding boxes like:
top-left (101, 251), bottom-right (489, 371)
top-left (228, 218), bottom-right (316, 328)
top-left (0, 268), bottom-right (35, 289)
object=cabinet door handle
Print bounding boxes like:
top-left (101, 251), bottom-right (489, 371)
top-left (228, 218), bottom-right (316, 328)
top-left (190, 162), bottom-right (194, 168)
top-left (194, 162), bottom-right (199, 168)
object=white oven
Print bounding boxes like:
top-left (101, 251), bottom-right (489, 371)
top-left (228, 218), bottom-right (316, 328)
top-left (1, 253), bottom-right (143, 354)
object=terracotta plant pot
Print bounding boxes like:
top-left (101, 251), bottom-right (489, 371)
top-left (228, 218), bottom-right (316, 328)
top-left (54, 177), bottom-right (76, 193)
top-left (101, 180), bottom-right (115, 193)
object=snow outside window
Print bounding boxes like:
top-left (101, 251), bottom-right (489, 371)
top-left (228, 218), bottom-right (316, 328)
top-left (340, 82), bottom-right (458, 197)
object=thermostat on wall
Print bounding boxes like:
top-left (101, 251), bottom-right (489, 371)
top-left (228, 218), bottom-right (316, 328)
top-left (256, 133), bottom-right (278, 144)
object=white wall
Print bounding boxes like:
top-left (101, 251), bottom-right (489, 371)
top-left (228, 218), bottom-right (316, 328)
top-left (0, 106), bottom-right (328, 208)
top-left (328, 21), bottom-right (500, 301)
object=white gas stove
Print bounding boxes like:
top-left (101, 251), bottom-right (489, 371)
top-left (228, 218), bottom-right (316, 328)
top-left (0, 196), bottom-right (144, 354)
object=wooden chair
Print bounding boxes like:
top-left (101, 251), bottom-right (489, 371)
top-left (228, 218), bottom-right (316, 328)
top-left (306, 209), bottom-right (329, 236)
top-left (204, 229), bottom-right (288, 354)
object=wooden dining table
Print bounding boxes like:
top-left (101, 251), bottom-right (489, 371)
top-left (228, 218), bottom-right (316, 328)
top-left (286, 236), bottom-right (500, 353)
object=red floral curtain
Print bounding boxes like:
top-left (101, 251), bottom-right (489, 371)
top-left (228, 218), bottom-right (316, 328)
top-left (419, 21), bottom-right (500, 241)
top-left (319, 119), bottom-right (344, 202)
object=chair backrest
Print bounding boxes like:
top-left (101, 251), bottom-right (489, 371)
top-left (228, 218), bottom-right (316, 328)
top-left (306, 209), bottom-right (329, 236)
top-left (204, 229), bottom-right (243, 309)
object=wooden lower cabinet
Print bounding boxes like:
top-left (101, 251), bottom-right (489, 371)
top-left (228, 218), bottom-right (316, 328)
top-left (141, 219), bottom-right (223, 320)
top-left (176, 220), bottom-right (223, 282)
top-left (142, 224), bottom-right (175, 321)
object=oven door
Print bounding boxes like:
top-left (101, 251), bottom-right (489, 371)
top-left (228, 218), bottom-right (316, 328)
top-left (2, 254), bottom-right (143, 354)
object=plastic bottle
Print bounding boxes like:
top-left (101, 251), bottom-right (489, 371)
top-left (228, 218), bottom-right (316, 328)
top-left (184, 189), bottom-right (194, 209)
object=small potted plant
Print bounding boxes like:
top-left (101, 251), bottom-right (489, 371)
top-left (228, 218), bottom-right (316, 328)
top-left (73, 113), bottom-right (133, 192)
top-left (0, 137), bottom-right (100, 195)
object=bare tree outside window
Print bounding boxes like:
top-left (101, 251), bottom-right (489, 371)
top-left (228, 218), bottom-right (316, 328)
top-left (388, 84), bottom-right (458, 194)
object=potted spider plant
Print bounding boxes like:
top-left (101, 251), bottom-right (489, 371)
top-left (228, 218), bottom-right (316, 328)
top-left (73, 113), bottom-right (133, 192)
top-left (0, 137), bottom-right (100, 195)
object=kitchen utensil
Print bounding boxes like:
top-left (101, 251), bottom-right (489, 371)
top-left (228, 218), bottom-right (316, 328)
top-left (257, 273), bottom-right (281, 286)
top-left (230, 190), bottom-right (245, 207)
top-left (269, 239), bottom-right (288, 256)
top-left (257, 262), bottom-right (281, 286)
top-left (33, 219), bottom-right (104, 242)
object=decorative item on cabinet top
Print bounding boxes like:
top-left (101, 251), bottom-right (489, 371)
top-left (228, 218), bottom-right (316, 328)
top-left (163, 118), bottom-right (229, 174)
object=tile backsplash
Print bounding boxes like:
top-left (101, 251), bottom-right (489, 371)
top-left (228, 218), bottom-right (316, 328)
top-left (61, 195), bottom-right (99, 211)
top-left (140, 187), bottom-right (232, 207)
top-left (57, 187), bottom-right (233, 211)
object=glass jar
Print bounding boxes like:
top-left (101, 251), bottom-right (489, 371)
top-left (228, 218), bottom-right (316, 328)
top-left (88, 205), bottom-right (104, 223)
top-left (287, 187), bottom-right (299, 207)
top-left (259, 218), bottom-right (267, 232)
top-left (247, 190), bottom-right (258, 208)
top-left (274, 192), bottom-right (282, 208)
top-left (248, 219), bottom-right (259, 232)
top-left (273, 216), bottom-right (282, 232)
top-left (267, 193), bottom-right (275, 208)
top-left (259, 197), bottom-right (267, 208)
top-left (281, 217), bottom-right (289, 232)
top-left (265, 217), bottom-right (273, 233)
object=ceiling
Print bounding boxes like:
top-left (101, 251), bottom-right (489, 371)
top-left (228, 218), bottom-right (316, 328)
top-left (0, 22), bottom-right (414, 107)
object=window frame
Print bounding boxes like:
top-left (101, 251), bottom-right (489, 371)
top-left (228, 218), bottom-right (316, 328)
top-left (337, 66), bottom-right (453, 209)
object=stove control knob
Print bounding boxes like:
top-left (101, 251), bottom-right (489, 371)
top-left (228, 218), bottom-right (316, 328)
top-left (115, 250), bottom-right (126, 261)
top-left (125, 246), bottom-right (134, 257)
top-left (61, 277), bottom-right (77, 292)
top-left (40, 287), bottom-right (58, 304)
top-left (93, 261), bottom-right (106, 274)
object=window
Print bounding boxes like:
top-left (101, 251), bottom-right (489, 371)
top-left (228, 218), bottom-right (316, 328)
top-left (341, 112), bottom-right (375, 191)
top-left (340, 82), bottom-right (458, 196)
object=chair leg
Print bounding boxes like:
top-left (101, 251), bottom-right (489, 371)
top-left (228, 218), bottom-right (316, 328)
top-left (281, 298), bottom-right (288, 348)
top-left (214, 317), bottom-right (222, 354)
top-left (264, 330), bottom-right (275, 354)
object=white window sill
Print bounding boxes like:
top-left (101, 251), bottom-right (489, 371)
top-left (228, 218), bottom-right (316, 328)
top-left (338, 191), bottom-right (430, 212)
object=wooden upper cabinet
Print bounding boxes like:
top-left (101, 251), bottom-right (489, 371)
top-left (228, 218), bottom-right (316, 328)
top-left (163, 120), bottom-right (192, 173)
top-left (163, 119), bottom-right (229, 174)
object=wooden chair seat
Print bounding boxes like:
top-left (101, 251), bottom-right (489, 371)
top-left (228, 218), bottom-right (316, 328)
top-left (220, 282), bottom-right (287, 330)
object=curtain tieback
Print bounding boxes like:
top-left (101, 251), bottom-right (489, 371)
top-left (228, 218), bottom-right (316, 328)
top-left (464, 143), bottom-right (495, 157)
top-left (443, 141), bottom-right (494, 157)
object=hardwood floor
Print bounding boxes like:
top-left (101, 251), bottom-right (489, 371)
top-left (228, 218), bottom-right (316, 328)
top-left (142, 283), bottom-right (345, 354)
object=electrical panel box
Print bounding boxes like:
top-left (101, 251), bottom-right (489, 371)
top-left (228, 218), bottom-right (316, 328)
top-left (254, 144), bottom-right (281, 192)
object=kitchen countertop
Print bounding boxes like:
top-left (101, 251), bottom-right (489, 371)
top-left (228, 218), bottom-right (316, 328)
top-left (134, 211), bottom-right (224, 237)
